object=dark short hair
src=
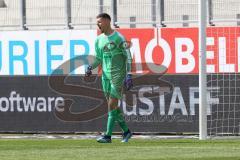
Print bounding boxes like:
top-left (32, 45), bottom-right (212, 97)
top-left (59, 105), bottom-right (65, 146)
top-left (96, 13), bottom-right (111, 21)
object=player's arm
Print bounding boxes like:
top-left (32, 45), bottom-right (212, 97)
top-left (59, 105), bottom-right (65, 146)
top-left (91, 57), bottom-right (101, 69)
top-left (120, 36), bottom-right (132, 74)
top-left (86, 39), bottom-right (102, 76)
top-left (125, 47), bottom-right (132, 74)
top-left (121, 37), bottom-right (133, 90)
top-left (124, 46), bottom-right (133, 90)
top-left (92, 38), bottom-right (102, 69)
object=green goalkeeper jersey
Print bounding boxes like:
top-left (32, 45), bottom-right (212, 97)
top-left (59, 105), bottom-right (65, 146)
top-left (92, 31), bottom-right (132, 80)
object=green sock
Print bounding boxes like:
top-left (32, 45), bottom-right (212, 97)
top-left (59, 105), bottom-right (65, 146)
top-left (105, 109), bottom-right (118, 136)
top-left (116, 108), bottom-right (129, 133)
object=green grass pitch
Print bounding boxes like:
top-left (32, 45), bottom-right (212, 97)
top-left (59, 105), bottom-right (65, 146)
top-left (0, 138), bottom-right (240, 160)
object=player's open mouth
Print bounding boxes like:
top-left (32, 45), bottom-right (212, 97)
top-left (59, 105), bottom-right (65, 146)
top-left (98, 26), bottom-right (103, 32)
top-left (97, 25), bottom-right (101, 30)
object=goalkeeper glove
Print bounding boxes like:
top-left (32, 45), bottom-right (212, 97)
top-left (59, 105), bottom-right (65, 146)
top-left (85, 65), bottom-right (92, 77)
top-left (124, 74), bottom-right (133, 90)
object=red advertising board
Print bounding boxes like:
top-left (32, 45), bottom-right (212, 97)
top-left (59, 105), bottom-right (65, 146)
top-left (118, 27), bottom-right (240, 74)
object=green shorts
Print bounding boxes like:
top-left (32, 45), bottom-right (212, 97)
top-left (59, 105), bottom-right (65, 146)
top-left (102, 77), bottom-right (124, 99)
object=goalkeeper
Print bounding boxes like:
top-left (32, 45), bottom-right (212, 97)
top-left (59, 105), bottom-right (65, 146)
top-left (85, 13), bottom-right (133, 143)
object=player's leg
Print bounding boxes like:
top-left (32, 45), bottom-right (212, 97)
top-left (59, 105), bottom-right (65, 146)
top-left (104, 79), bottom-right (124, 139)
top-left (115, 108), bottom-right (132, 142)
top-left (110, 83), bottom-right (132, 142)
top-left (105, 97), bottom-right (119, 135)
top-left (96, 97), bottom-right (118, 143)
top-left (97, 78), bottom-right (117, 143)
top-left (97, 77), bottom-right (132, 143)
